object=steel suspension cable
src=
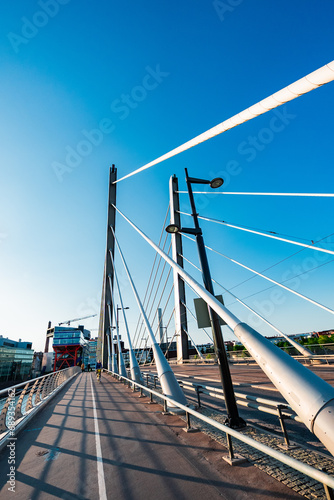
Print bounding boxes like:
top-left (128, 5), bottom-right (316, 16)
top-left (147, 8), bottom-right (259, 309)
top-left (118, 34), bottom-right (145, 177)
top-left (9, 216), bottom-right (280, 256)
top-left (115, 61), bottom-right (334, 184)
top-left (180, 300), bottom-right (213, 342)
top-left (177, 191), bottom-right (334, 197)
top-left (181, 326), bottom-right (205, 359)
top-left (108, 249), bottom-right (143, 380)
top-left (226, 232), bottom-right (334, 292)
top-left (182, 233), bottom-right (334, 316)
top-left (135, 244), bottom-right (172, 354)
top-left (138, 281), bottom-right (174, 364)
top-left (132, 206), bottom-right (170, 349)
top-left (178, 211), bottom-right (314, 244)
top-left (180, 253), bottom-right (313, 357)
top-left (132, 232), bottom-right (169, 349)
top-left (133, 232), bottom-right (170, 351)
top-left (111, 204), bottom-right (242, 330)
top-left (179, 211), bottom-right (334, 256)
top-left (225, 258), bottom-right (334, 308)
top-left (149, 308), bottom-right (176, 364)
top-left (152, 278), bottom-right (174, 339)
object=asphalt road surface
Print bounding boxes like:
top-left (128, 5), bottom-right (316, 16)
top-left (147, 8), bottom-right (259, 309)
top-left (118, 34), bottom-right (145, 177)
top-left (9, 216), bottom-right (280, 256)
top-left (143, 362), bottom-right (334, 456)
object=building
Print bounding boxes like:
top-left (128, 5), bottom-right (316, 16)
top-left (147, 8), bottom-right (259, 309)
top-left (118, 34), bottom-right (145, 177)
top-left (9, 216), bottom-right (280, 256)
top-left (31, 351), bottom-right (43, 378)
top-left (50, 326), bottom-right (91, 370)
top-left (83, 338), bottom-right (98, 370)
top-left (313, 329), bottom-right (334, 338)
top-left (266, 332), bottom-right (315, 344)
top-left (0, 336), bottom-right (34, 382)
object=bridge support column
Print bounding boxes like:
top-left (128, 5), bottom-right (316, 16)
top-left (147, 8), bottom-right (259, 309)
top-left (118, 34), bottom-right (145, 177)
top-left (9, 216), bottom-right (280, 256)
top-left (97, 165), bottom-right (117, 368)
top-left (169, 175), bottom-right (189, 364)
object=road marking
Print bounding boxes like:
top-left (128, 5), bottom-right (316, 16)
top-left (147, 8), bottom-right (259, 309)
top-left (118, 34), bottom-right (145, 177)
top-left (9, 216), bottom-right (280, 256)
top-left (90, 374), bottom-right (107, 500)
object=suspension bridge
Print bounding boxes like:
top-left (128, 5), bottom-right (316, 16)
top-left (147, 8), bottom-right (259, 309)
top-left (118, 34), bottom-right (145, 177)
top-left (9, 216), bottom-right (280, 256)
top-left (1, 60), bottom-right (334, 500)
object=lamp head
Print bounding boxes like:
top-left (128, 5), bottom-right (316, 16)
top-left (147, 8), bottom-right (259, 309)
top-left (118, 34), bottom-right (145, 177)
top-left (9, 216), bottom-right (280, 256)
top-left (165, 224), bottom-right (180, 234)
top-left (210, 177), bottom-right (224, 189)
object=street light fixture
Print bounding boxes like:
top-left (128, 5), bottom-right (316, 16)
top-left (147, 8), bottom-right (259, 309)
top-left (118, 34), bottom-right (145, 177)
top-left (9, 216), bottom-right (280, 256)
top-left (165, 224), bottom-right (180, 234)
top-left (166, 168), bottom-right (245, 428)
top-left (210, 177), bottom-right (224, 189)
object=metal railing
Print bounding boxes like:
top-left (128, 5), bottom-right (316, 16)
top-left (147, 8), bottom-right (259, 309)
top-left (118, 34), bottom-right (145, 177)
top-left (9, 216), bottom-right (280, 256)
top-left (0, 366), bottom-right (80, 446)
top-left (152, 345), bottom-right (334, 365)
top-left (105, 368), bottom-right (334, 496)
top-left (141, 370), bottom-right (302, 448)
top-left (228, 343), bottom-right (334, 363)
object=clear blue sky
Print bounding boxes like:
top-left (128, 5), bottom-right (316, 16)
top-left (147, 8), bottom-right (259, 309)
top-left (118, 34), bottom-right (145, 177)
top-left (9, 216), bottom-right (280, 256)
top-left (0, 1), bottom-right (333, 352)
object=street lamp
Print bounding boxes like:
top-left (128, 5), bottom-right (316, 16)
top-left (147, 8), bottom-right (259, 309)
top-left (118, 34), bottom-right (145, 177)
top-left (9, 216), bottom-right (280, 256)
top-left (166, 168), bottom-right (245, 428)
top-left (107, 326), bottom-right (117, 374)
top-left (116, 305), bottom-right (129, 331)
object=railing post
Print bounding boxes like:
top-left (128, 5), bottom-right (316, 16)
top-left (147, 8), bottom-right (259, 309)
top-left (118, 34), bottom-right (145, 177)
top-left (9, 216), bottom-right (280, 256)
top-left (276, 405), bottom-right (298, 450)
top-left (227, 434), bottom-right (235, 460)
top-left (34, 377), bottom-right (46, 404)
top-left (324, 484), bottom-right (334, 500)
top-left (25, 379), bottom-right (40, 412)
top-left (322, 469), bottom-right (334, 500)
top-left (42, 376), bottom-right (51, 399)
top-left (196, 385), bottom-right (202, 408)
top-left (222, 432), bottom-right (247, 466)
top-left (15, 383), bottom-right (30, 420)
top-left (0, 397), bottom-right (12, 433)
top-left (183, 410), bottom-right (199, 433)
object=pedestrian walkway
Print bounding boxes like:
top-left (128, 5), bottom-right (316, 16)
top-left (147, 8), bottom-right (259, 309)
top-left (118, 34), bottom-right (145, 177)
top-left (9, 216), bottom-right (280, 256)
top-left (0, 372), bottom-right (302, 499)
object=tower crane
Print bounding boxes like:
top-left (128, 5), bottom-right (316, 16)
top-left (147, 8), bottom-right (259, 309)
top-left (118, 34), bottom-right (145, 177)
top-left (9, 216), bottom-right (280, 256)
top-left (58, 314), bottom-right (97, 326)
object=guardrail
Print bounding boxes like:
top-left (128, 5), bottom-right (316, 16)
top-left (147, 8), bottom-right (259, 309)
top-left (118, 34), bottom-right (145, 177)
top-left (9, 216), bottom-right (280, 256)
top-left (0, 366), bottom-right (80, 450)
top-left (144, 354), bottom-right (334, 367)
top-left (141, 370), bottom-right (302, 448)
top-left (105, 368), bottom-right (334, 497)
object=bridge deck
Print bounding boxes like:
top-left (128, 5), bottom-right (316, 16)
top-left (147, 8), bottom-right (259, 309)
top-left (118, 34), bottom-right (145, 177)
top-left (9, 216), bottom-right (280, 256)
top-left (0, 372), bottom-right (301, 499)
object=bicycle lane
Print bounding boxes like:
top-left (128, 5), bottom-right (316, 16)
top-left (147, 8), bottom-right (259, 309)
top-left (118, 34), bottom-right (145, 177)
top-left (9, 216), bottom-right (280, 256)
top-left (93, 372), bottom-right (301, 500)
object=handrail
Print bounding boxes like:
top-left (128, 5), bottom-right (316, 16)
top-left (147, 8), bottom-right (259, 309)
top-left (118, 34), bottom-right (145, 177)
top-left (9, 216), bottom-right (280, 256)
top-left (141, 371), bottom-right (303, 423)
top-left (0, 371), bottom-right (56, 398)
top-left (105, 369), bottom-right (334, 490)
top-left (0, 367), bottom-right (80, 437)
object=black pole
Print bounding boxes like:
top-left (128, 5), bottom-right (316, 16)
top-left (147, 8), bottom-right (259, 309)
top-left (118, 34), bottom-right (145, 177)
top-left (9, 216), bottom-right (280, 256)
top-left (185, 168), bottom-right (245, 428)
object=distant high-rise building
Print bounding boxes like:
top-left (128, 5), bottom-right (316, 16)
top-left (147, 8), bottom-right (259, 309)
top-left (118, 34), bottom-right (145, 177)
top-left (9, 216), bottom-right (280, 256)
top-left (0, 335), bottom-right (34, 382)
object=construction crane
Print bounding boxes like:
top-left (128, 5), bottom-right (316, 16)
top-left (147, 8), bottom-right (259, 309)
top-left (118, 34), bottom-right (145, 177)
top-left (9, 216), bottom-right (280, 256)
top-left (58, 314), bottom-right (97, 326)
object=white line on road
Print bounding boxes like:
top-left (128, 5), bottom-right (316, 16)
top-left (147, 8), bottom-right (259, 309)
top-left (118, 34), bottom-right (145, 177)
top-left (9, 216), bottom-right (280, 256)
top-left (90, 374), bottom-right (107, 500)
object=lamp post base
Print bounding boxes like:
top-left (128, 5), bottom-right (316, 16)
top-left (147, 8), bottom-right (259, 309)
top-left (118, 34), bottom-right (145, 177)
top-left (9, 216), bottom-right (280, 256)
top-left (224, 415), bottom-right (247, 429)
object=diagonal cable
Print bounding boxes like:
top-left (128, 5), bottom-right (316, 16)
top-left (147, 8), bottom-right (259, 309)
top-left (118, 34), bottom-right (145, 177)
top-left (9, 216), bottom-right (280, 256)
top-left (115, 61), bottom-right (334, 183)
top-left (179, 211), bottom-right (334, 255)
top-left (182, 233), bottom-right (334, 316)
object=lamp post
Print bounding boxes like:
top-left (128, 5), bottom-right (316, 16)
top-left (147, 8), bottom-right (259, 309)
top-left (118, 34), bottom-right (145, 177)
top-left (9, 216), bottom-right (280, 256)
top-left (116, 305), bottom-right (129, 373)
top-left (110, 326), bottom-right (118, 374)
top-left (117, 305), bottom-right (129, 332)
top-left (166, 168), bottom-right (245, 428)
